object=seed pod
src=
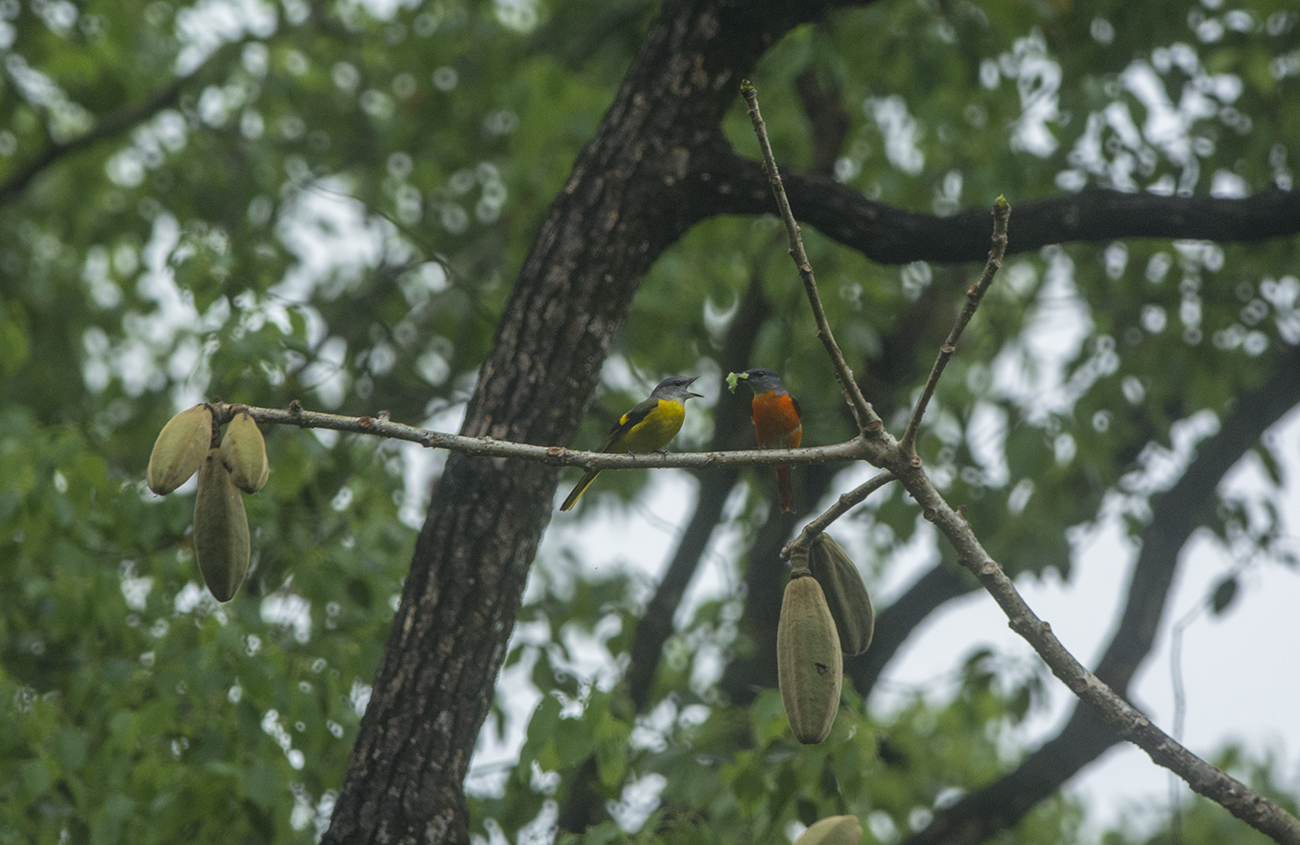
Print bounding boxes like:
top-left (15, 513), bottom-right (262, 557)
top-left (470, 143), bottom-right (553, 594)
top-left (193, 449), bottom-right (251, 602)
top-left (220, 409), bottom-right (269, 493)
top-left (794, 815), bottom-right (863, 845)
top-left (146, 404), bottom-right (213, 495)
top-left (809, 534), bottom-right (875, 656)
top-left (777, 573), bottom-right (843, 744)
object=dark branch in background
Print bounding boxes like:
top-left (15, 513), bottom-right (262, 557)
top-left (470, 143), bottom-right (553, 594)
top-left (557, 276), bottom-right (770, 834)
top-left (0, 77), bottom-right (181, 202)
top-left (686, 142), bottom-right (1300, 265)
top-left (793, 174), bottom-right (1300, 262)
top-left (793, 66), bottom-right (850, 176)
top-left (0, 38), bottom-right (252, 206)
top-left (742, 81), bottom-right (1300, 844)
top-left (903, 345), bottom-right (1300, 845)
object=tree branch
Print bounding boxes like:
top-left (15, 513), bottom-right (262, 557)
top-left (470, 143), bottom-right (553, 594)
top-left (742, 79), bottom-right (1300, 845)
top-left (898, 198), bottom-right (1009, 455)
top-left (890, 444), bottom-right (1300, 842)
top-left (783, 471), bottom-right (895, 560)
top-left (903, 344), bottom-right (1300, 845)
top-left (686, 142), bottom-right (1300, 265)
top-left (198, 400), bottom-right (869, 471)
top-left (740, 81), bottom-right (877, 434)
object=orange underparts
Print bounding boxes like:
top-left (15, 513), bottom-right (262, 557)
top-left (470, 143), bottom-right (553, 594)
top-left (751, 390), bottom-right (802, 511)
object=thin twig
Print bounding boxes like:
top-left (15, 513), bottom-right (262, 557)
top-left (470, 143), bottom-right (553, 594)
top-left (1170, 602), bottom-right (1202, 845)
top-left (782, 471), bottom-right (895, 561)
top-left (899, 197), bottom-right (1010, 456)
top-left (200, 401), bottom-right (872, 471)
top-left (740, 81), bottom-right (879, 436)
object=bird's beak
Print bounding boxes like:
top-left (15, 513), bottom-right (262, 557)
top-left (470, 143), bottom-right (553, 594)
top-left (685, 375), bottom-right (702, 398)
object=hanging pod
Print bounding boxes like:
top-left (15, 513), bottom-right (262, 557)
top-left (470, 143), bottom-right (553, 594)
top-left (794, 815), bottom-right (864, 845)
top-left (220, 409), bottom-right (269, 493)
top-left (776, 572), bottom-right (843, 744)
top-left (146, 404), bottom-right (214, 495)
top-left (809, 533), bottom-right (875, 656)
top-left (193, 449), bottom-right (251, 602)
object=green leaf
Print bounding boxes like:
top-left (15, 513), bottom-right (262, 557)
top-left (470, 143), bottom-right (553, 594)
top-left (1210, 576), bottom-right (1239, 616)
top-left (21, 760), bottom-right (54, 797)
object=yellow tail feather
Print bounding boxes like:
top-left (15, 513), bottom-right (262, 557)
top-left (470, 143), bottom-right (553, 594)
top-left (560, 469), bottom-right (601, 511)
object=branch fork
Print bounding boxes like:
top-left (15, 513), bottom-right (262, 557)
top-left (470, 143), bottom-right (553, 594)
top-left (739, 80), bottom-right (1300, 844)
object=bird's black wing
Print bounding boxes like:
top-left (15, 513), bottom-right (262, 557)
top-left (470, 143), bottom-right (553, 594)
top-left (598, 397), bottom-right (659, 452)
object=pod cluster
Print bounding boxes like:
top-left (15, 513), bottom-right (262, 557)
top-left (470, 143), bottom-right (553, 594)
top-left (146, 404), bottom-right (269, 602)
top-left (776, 533), bottom-right (875, 744)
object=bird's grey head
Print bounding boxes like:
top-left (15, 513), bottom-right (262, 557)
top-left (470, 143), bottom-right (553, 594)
top-left (652, 375), bottom-right (702, 401)
top-left (741, 368), bottom-right (784, 394)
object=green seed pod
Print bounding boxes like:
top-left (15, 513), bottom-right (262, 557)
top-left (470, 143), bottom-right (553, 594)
top-left (146, 404), bottom-right (213, 495)
top-left (777, 573), bottom-right (843, 744)
top-left (794, 815), bottom-right (864, 845)
top-left (194, 449), bottom-right (251, 602)
top-left (809, 534), bottom-right (875, 656)
top-left (220, 409), bottom-right (269, 493)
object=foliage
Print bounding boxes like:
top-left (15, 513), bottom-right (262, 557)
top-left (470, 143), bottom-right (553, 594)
top-left (1, 0), bottom-right (1298, 842)
top-left (0, 405), bottom-right (410, 842)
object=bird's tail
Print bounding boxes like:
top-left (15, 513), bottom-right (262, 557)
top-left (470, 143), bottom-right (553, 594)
top-left (560, 469), bottom-right (601, 511)
top-left (775, 464), bottom-right (793, 512)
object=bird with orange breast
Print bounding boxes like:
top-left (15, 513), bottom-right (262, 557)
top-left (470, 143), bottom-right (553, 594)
top-left (739, 368), bottom-right (802, 512)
